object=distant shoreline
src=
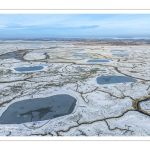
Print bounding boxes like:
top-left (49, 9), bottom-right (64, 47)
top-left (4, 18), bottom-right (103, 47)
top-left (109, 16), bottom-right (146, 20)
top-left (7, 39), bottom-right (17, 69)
top-left (0, 39), bottom-right (150, 46)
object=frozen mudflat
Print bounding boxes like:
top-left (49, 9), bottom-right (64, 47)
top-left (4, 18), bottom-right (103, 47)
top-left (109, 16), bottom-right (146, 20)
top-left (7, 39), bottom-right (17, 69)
top-left (0, 39), bottom-right (150, 136)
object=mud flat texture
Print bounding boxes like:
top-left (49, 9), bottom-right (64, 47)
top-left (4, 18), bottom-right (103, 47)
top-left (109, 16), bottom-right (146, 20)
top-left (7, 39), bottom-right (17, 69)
top-left (0, 39), bottom-right (150, 136)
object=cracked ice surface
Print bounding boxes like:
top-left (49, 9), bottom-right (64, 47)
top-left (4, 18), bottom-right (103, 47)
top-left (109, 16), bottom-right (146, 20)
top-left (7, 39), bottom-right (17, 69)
top-left (0, 40), bottom-right (150, 136)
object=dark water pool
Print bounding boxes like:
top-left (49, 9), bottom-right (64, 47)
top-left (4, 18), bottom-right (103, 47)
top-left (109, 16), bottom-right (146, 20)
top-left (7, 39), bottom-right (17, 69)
top-left (112, 54), bottom-right (129, 57)
top-left (14, 66), bottom-right (44, 72)
top-left (96, 75), bottom-right (137, 84)
top-left (87, 59), bottom-right (110, 62)
top-left (0, 94), bottom-right (77, 124)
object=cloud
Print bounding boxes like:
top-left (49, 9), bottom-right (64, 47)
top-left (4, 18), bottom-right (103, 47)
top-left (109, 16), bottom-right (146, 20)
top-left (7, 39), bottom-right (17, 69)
top-left (0, 25), bottom-right (7, 29)
top-left (0, 14), bottom-right (150, 38)
top-left (77, 25), bottom-right (99, 29)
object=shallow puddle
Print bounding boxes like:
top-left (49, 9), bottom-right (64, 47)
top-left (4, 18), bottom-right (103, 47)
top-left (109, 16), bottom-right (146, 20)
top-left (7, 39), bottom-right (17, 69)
top-left (0, 94), bottom-right (77, 124)
top-left (14, 66), bottom-right (44, 72)
top-left (87, 59), bottom-right (110, 62)
top-left (96, 75), bottom-right (137, 84)
top-left (112, 54), bottom-right (129, 57)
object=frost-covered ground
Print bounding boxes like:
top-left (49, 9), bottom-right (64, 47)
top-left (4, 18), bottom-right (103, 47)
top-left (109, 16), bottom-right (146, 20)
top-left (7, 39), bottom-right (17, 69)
top-left (0, 40), bottom-right (150, 136)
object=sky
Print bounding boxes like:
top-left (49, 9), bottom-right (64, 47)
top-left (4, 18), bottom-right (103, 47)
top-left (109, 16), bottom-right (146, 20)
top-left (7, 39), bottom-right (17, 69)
top-left (0, 14), bottom-right (150, 39)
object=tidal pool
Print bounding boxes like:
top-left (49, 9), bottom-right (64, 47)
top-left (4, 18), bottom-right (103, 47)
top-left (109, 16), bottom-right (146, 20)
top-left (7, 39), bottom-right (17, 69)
top-left (87, 59), bottom-right (110, 62)
top-left (14, 66), bottom-right (44, 72)
top-left (112, 54), bottom-right (129, 57)
top-left (0, 94), bottom-right (77, 124)
top-left (96, 75), bottom-right (137, 84)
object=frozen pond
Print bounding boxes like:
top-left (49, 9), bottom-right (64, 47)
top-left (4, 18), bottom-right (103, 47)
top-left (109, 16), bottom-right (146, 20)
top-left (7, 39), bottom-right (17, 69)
top-left (73, 53), bottom-right (88, 58)
top-left (87, 59), bottom-right (110, 62)
top-left (71, 48), bottom-right (84, 51)
top-left (27, 44), bottom-right (40, 49)
top-left (96, 75), bottom-right (137, 84)
top-left (0, 94), bottom-right (77, 124)
top-left (112, 54), bottom-right (129, 57)
top-left (14, 66), bottom-right (44, 72)
top-left (111, 50), bottom-right (127, 52)
top-left (74, 66), bottom-right (82, 71)
top-left (36, 50), bottom-right (50, 54)
top-left (0, 50), bottom-right (26, 60)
